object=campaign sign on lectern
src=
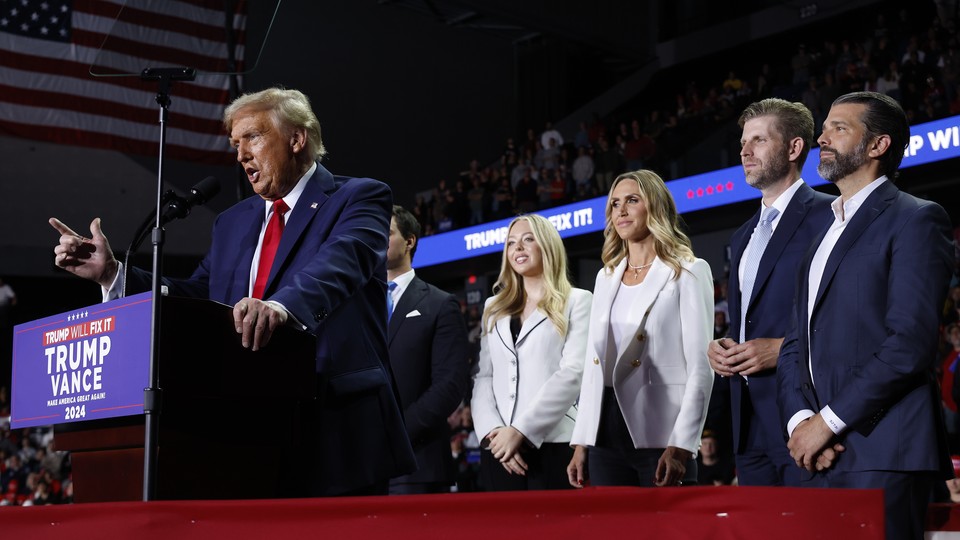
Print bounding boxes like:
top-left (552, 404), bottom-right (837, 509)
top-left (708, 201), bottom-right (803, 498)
top-left (10, 292), bottom-right (152, 429)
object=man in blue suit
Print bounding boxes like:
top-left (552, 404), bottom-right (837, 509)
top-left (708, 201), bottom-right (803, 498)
top-left (385, 205), bottom-right (469, 494)
top-left (708, 98), bottom-right (833, 486)
top-left (50, 87), bottom-right (416, 496)
top-left (778, 91), bottom-right (953, 540)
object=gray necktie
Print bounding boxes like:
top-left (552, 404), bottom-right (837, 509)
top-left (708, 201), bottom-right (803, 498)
top-left (740, 206), bottom-right (779, 343)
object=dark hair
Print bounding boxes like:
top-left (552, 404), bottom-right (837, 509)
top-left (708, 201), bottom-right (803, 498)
top-left (832, 91), bottom-right (909, 178)
top-left (392, 205), bottom-right (421, 260)
top-left (738, 98), bottom-right (815, 169)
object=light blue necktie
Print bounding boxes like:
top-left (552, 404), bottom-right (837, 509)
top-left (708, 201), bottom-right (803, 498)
top-left (740, 206), bottom-right (779, 343)
top-left (387, 281), bottom-right (398, 321)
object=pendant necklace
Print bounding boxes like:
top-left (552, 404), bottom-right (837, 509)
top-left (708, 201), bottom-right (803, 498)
top-left (627, 259), bottom-right (654, 279)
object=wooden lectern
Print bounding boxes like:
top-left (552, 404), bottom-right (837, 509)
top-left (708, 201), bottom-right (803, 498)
top-left (54, 297), bottom-right (317, 502)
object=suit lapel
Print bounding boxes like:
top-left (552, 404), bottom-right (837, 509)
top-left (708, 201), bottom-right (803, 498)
top-left (494, 315), bottom-right (516, 356)
top-left (747, 184), bottom-right (813, 313)
top-left (387, 277), bottom-right (426, 345)
top-left (813, 181), bottom-right (896, 311)
top-left (263, 163), bottom-right (334, 297)
top-left (515, 310), bottom-right (549, 348)
top-left (590, 260), bottom-right (625, 364)
top-left (728, 211), bottom-right (758, 335)
top-left (232, 198), bottom-right (266, 301)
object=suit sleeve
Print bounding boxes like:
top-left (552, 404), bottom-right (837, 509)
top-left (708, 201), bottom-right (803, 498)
top-left (776, 290), bottom-right (812, 432)
top-left (512, 289), bottom-right (593, 447)
top-left (471, 299), bottom-right (506, 440)
top-left (270, 179), bottom-right (391, 333)
top-left (402, 292), bottom-right (469, 442)
top-left (826, 202), bottom-right (953, 430)
top-left (669, 259), bottom-right (715, 453)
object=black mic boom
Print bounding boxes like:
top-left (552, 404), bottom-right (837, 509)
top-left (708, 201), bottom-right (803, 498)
top-left (161, 176), bottom-right (221, 224)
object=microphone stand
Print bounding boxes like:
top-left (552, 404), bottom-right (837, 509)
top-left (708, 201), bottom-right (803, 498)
top-left (139, 66), bottom-right (196, 502)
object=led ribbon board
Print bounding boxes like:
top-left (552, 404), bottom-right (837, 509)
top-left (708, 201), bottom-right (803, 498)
top-left (415, 114), bottom-right (960, 268)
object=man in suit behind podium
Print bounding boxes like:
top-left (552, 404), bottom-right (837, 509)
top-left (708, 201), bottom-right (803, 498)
top-left (50, 87), bottom-right (415, 497)
top-left (778, 91), bottom-right (953, 539)
top-left (386, 205), bottom-right (469, 494)
top-left (707, 98), bottom-right (834, 486)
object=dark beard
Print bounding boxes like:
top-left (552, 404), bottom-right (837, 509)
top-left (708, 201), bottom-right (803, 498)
top-left (817, 136), bottom-right (869, 183)
top-left (745, 146), bottom-right (791, 191)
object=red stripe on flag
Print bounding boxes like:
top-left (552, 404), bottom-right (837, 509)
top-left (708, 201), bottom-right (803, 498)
top-left (72, 29), bottom-right (243, 74)
top-left (0, 49), bottom-right (235, 105)
top-left (73, 0), bottom-right (247, 46)
top-left (0, 83), bottom-right (227, 135)
top-left (0, 119), bottom-right (234, 165)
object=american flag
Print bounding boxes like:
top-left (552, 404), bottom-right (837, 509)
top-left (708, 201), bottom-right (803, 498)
top-left (0, 0), bottom-right (246, 164)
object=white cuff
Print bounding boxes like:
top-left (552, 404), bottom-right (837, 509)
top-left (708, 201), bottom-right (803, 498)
top-left (787, 409), bottom-right (815, 437)
top-left (102, 262), bottom-right (123, 303)
top-left (819, 405), bottom-right (846, 435)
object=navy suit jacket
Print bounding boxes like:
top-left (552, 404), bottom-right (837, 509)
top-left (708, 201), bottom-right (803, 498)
top-left (777, 179), bottom-right (953, 474)
top-left (387, 276), bottom-right (469, 486)
top-left (131, 163), bottom-right (416, 495)
top-left (726, 182), bottom-right (833, 453)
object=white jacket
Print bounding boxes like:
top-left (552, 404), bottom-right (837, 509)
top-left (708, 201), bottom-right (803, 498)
top-left (570, 257), bottom-right (713, 455)
top-left (471, 288), bottom-right (592, 447)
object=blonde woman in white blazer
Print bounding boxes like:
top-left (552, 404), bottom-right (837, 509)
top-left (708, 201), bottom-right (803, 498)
top-left (471, 214), bottom-right (592, 490)
top-left (567, 170), bottom-right (714, 488)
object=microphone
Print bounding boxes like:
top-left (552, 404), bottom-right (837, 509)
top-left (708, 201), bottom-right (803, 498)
top-left (121, 176), bottom-right (222, 298)
top-left (160, 176), bottom-right (221, 224)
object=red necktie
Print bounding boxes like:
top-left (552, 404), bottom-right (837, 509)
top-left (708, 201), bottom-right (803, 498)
top-left (252, 199), bottom-right (289, 299)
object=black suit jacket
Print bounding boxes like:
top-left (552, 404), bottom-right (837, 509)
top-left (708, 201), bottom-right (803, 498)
top-left (387, 275), bottom-right (469, 486)
top-left (726, 182), bottom-right (834, 454)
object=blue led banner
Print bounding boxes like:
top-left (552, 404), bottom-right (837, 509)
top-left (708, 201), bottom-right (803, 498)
top-left (415, 114), bottom-right (960, 268)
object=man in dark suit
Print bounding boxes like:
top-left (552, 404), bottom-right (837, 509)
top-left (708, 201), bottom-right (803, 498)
top-left (708, 98), bottom-right (833, 486)
top-left (50, 87), bottom-right (416, 497)
top-left (778, 91), bottom-right (953, 539)
top-left (386, 205), bottom-right (469, 494)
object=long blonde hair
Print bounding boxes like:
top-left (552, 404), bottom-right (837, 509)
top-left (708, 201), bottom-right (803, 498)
top-left (482, 214), bottom-right (573, 337)
top-left (601, 170), bottom-right (695, 279)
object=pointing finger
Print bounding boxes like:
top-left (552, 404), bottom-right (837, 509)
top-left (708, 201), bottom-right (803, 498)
top-left (49, 217), bottom-right (80, 237)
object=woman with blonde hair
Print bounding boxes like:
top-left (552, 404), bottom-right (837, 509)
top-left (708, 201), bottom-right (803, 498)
top-left (471, 214), bottom-right (592, 490)
top-left (567, 170), bottom-right (714, 488)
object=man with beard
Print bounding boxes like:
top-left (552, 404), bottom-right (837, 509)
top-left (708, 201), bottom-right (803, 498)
top-left (778, 91), bottom-right (953, 540)
top-left (708, 98), bottom-right (834, 486)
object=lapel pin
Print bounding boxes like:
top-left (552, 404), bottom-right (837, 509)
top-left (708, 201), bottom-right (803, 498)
top-left (311, 202), bottom-right (318, 209)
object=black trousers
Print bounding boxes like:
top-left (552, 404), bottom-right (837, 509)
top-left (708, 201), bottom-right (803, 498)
top-left (588, 387), bottom-right (698, 487)
top-left (480, 442), bottom-right (574, 491)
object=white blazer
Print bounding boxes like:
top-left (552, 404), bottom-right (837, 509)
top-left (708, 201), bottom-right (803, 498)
top-left (570, 257), bottom-right (714, 455)
top-left (471, 288), bottom-right (592, 447)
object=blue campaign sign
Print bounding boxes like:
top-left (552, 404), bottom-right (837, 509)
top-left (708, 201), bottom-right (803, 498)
top-left (10, 292), bottom-right (153, 429)
top-left (415, 114), bottom-right (960, 268)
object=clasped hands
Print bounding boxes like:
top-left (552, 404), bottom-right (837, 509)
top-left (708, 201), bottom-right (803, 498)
top-left (51, 217), bottom-right (286, 351)
top-left (787, 414), bottom-right (845, 472)
top-left (485, 426), bottom-right (529, 476)
top-left (707, 337), bottom-right (783, 377)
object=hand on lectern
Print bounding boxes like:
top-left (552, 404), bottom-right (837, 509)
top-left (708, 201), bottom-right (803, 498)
top-left (50, 217), bottom-right (119, 289)
top-left (233, 297), bottom-right (288, 352)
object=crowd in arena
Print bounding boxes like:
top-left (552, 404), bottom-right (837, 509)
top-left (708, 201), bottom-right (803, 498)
top-left (413, 6), bottom-right (960, 237)
top-left (2, 5), bottom-right (960, 516)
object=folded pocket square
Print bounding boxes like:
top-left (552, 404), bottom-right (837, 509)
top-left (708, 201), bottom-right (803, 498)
top-left (406, 310), bottom-right (421, 318)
